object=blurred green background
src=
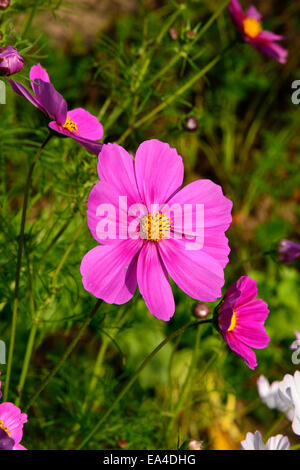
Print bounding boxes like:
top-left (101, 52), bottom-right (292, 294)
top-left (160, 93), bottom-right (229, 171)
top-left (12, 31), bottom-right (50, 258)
top-left (0, 0), bottom-right (299, 450)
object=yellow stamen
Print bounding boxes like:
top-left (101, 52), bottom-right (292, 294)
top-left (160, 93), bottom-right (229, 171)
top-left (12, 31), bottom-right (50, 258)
top-left (140, 213), bottom-right (172, 242)
top-left (243, 17), bottom-right (262, 39)
top-left (63, 115), bottom-right (78, 133)
top-left (0, 419), bottom-right (10, 436)
top-left (227, 310), bottom-right (237, 332)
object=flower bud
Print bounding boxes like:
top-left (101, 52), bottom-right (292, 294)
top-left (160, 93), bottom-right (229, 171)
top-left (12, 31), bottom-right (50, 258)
top-left (185, 116), bottom-right (198, 132)
top-left (169, 28), bottom-right (178, 40)
top-left (278, 239), bottom-right (300, 265)
top-left (0, 46), bottom-right (24, 76)
top-left (193, 303), bottom-right (210, 319)
top-left (0, 0), bottom-right (10, 10)
top-left (187, 439), bottom-right (203, 450)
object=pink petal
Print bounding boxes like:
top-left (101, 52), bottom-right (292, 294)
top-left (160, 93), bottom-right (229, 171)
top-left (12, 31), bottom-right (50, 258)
top-left (13, 443), bottom-right (27, 450)
top-left (164, 179), bottom-right (232, 268)
top-left (67, 108), bottom-right (103, 140)
top-left (234, 324), bottom-right (270, 349)
top-left (97, 143), bottom-right (142, 207)
top-left (258, 30), bottom-right (284, 42)
top-left (86, 180), bottom-right (142, 244)
top-left (252, 37), bottom-right (288, 64)
top-left (226, 332), bottom-right (257, 369)
top-left (135, 140), bottom-right (184, 210)
top-left (29, 63), bottom-right (50, 91)
top-left (137, 242), bottom-right (175, 321)
top-left (234, 276), bottom-right (257, 308)
top-left (245, 6), bottom-right (262, 21)
top-left (159, 238), bottom-right (224, 302)
top-left (228, 0), bottom-right (244, 32)
top-left (236, 298), bottom-right (269, 323)
top-left (80, 239), bottom-right (141, 305)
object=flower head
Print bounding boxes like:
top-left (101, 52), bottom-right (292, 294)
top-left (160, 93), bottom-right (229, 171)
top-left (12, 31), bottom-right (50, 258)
top-left (0, 0), bottom-right (10, 10)
top-left (217, 276), bottom-right (270, 369)
top-left (9, 63), bottom-right (103, 154)
top-left (241, 431), bottom-right (290, 450)
top-left (0, 378), bottom-right (27, 450)
top-left (278, 371), bottom-right (300, 435)
top-left (228, 1), bottom-right (288, 64)
top-left (81, 140), bottom-right (232, 321)
top-left (0, 46), bottom-right (23, 76)
top-left (278, 239), bottom-right (300, 265)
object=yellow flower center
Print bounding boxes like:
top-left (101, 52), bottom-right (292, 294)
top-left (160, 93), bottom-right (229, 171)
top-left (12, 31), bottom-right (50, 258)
top-left (0, 419), bottom-right (10, 436)
top-left (63, 115), bottom-right (78, 133)
top-left (243, 17), bottom-right (262, 38)
top-left (140, 213), bottom-right (172, 242)
top-left (227, 310), bottom-right (237, 332)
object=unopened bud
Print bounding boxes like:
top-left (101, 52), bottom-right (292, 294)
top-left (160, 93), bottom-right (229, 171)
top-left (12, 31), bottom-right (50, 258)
top-left (193, 303), bottom-right (210, 319)
top-left (169, 28), bottom-right (178, 41)
top-left (278, 239), bottom-right (300, 265)
top-left (0, 46), bottom-right (23, 76)
top-left (185, 116), bottom-right (198, 132)
top-left (0, 0), bottom-right (10, 10)
top-left (187, 439), bottom-right (203, 450)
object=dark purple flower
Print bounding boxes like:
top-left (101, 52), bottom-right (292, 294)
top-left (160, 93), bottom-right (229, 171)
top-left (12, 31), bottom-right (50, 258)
top-left (9, 63), bottom-right (103, 155)
top-left (0, 46), bottom-right (23, 76)
top-left (0, 428), bottom-right (15, 450)
top-left (228, 1), bottom-right (288, 64)
top-left (278, 239), bottom-right (300, 264)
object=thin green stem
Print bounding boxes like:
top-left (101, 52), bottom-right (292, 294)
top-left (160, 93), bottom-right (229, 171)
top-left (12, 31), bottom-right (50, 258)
top-left (24, 299), bottom-right (103, 412)
top-left (15, 244), bottom-right (37, 407)
top-left (166, 324), bottom-right (201, 438)
top-left (76, 318), bottom-right (212, 449)
top-left (264, 413), bottom-right (286, 442)
top-left (117, 55), bottom-right (220, 144)
top-left (3, 133), bottom-right (52, 402)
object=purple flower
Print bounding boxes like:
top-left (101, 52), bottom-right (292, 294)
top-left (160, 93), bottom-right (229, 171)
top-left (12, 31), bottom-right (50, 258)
top-left (217, 276), bottom-right (270, 369)
top-left (228, 1), bottom-right (288, 64)
top-left (278, 239), bottom-right (300, 264)
top-left (0, 46), bottom-right (24, 76)
top-left (9, 63), bottom-right (103, 155)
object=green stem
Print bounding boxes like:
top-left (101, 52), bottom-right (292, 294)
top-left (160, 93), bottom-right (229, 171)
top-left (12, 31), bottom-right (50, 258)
top-left (76, 318), bottom-right (212, 449)
top-left (15, 244), bottom-right (37, 407)
top-left (117, 55), bottom-right (220, 144)
top-left (3, 133), bottom-right (52, 402)
top-left (264, 413), bottom-right (286, 441)
top-left (24, 299), bottom-right (103, 412)
top-left (166, 324), bottom-right (201, 438)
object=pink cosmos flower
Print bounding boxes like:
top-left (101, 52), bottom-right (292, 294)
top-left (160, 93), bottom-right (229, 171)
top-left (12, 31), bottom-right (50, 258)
top-left (0, 377), bottom-right (27, 450)
top-left (9, 63), bottom-right (103, 154)
top-left (228, 1), bottom-right (288, 64)
top-left (217, 276), bottom-right (270, 369)
top-left (80, 140), bottom-right (232, 321)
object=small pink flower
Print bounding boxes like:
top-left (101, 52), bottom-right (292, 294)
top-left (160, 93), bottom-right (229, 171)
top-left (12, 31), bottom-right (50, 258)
top-left (9, 63), bottom-right (103, 154)
top-left (228, 1), bottom-right (288, 64)
top-left (217, 276), bottom-right (270, 369)
top-left (0, 378), bottom-right (27, 450)
top-left (81, 140), bottom-right (232, 321)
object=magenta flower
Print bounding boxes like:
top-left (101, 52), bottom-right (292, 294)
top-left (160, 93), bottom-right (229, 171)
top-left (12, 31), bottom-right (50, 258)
top-left (80, 140), bottom-right (232, 321)
top-left (0, 378), bottom-right (27, 450)
top-left (0, 46), bottom-right (24, 76)
top-left (9, 63), bottom-right (103, 154)
top-left (278, 239), bottom-right (300, 265)
top-left (228, 1), bottom-right (288, 64)
top-left (217, 276), bottom-right (270, 369)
